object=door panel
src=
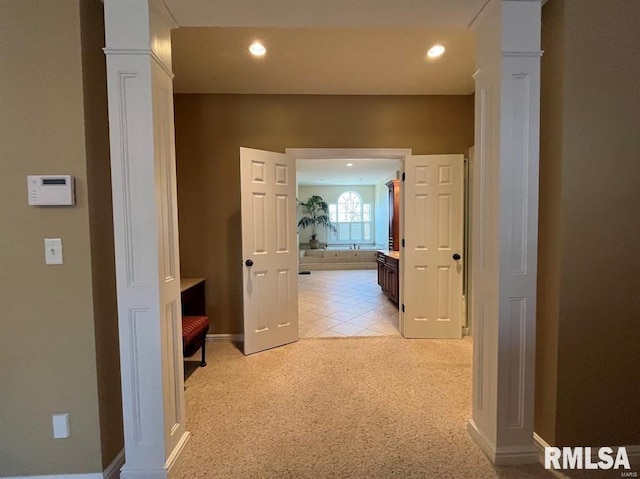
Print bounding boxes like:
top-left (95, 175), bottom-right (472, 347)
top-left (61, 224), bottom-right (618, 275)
top-left (240, 147), bottom-right (298, 354)
top-left (403, 155), bottom-right (464, 339)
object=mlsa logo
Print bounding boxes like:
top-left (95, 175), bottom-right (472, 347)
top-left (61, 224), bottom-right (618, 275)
top-left (544, 447), bottom-right (632, 471)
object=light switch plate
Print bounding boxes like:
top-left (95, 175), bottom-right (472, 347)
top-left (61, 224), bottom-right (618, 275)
top-left (44, 238), bottom-right (63, 265)
top-left (52, 413), bottom-right (70, 438)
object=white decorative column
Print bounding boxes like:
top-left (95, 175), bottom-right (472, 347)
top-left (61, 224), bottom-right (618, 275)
top-left (468, 0), bottom-right (542, 465)
top-left (103, 1), bottom-right (189, 477)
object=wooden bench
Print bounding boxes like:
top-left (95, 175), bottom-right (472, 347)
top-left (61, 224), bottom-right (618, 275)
top-left (180, 278), bottom-right (209, 367)
top-left (182, 315), bottom-right (209, 367)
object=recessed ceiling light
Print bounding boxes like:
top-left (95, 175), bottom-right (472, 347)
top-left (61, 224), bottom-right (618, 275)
top-left (249, 41), bottom-right (266, 57)
top-left (427, 44), bottom-right (445, 59)
top-left (346, 163), bottom-right (354, 167)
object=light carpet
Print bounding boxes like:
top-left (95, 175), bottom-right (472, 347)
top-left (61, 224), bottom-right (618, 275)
top-left (174, 336), bottom-right (557, 479)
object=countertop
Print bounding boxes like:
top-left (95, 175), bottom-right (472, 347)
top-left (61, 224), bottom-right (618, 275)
top-left (377, 250), bottom-right (400, 259)
top-left (180, 277), bottom-right (206, 292)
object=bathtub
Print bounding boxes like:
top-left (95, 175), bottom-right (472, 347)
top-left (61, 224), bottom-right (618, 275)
top-left (298, 247), bottom-right (379, 270)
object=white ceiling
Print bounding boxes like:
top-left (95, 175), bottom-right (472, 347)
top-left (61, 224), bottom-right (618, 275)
top-left (296, 159), bottom-right (401, 186)
top-left (167, 1), bottom-right (484, 95)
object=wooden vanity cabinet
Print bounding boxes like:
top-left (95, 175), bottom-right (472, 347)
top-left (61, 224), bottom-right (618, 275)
top-left (376, 251), bottom-right (399, 306)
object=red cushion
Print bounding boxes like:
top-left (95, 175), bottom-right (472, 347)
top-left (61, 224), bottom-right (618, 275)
top-left (182, 316), bottom-right (209, 345)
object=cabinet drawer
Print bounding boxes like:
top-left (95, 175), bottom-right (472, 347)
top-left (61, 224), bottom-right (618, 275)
top-left (385, 256), bottom-right (399, 269)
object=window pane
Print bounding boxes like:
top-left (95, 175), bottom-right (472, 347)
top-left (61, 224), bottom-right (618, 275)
top-left (329, 204), bottom-right (337, 222)
top-left (364, 223), bottom-right (371, 240)
top-left (363, 204), bottom-right (371, 221)
top-left (337, 203), bottom-right (348, 222)
top-left (351, 223), bottom-right (362, 241)
top-left (337, 191), bottom-right (363, 223)
top-left (338, 223), bottom-right (350, 240)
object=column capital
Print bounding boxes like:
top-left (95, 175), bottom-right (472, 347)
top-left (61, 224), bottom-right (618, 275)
top-left (104, 0), bottom-right (176, 74)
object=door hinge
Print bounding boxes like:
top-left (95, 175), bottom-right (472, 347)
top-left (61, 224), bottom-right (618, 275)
top-left (402, 238), bottom-right (405, 248)
top-left (402, 172), bottom-right (406, 182)
top-left (401, 303), bottom-right (405, 313)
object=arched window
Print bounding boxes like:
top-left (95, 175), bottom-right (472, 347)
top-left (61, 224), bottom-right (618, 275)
top-left (328, 191), bottom-right (372, 243)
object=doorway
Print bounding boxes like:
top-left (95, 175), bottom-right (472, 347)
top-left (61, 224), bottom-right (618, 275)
top-left (293, 149), bottom-right (405, 339)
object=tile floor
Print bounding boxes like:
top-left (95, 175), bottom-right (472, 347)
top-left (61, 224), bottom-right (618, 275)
top-left (298, 269), bottom-right (401, 338)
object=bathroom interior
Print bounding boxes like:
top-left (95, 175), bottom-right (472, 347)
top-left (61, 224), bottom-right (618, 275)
top-left (296, 158), bottom-right (403, 338)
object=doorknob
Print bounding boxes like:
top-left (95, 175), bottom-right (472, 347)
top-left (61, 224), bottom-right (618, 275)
top-left (245, 259), bottom-right (254, 267)
top-left (453, 253), bottom-right (461, 260)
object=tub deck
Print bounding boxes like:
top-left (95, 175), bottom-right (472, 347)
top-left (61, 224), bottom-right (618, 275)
top-left (299, 248), bottom-right (378, 270)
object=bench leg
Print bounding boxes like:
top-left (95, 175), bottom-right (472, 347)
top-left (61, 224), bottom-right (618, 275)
top-left (200, 335), bottom-right (207, 367)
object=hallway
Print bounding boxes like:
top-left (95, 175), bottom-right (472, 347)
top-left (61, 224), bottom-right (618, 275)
top-left (174, 336), bottom-right (555, 479)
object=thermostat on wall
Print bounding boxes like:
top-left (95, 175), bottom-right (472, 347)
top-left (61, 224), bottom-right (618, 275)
top-left (27, 175), bottom-right (75, 206)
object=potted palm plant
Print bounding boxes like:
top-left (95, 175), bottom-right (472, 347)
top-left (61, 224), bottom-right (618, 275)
top-left (297, 195), bottom-right (337, 249)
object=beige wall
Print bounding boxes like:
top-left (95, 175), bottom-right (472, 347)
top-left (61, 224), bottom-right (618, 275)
top-left (536, 0), bottom-right (640, 447)
top-left (535, 0), bottom-right (565, 445)
top-left (0, 0), bottom-right (120, 475)
top-left (175, 94), bottom-right (474, 333)
top-left (80, 0), bottom-right (123, 469)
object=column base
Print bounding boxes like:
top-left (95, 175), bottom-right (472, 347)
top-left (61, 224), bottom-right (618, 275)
top-left (468, 419), bottom-right (539, 466)
top-left (120, 431), bottom-right (191, 479)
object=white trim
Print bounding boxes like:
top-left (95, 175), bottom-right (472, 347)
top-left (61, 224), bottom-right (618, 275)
top-left (1, 475), bottom-right (102, 479)
top-left (468, 419), bottom-right (539, 465)
top-left (468, 418), bottom-right (496, 460)
top-left (534, 434), bottom-right (640, 464)
top-left (503, 50), bottom-right (544, 57)
top-left (165, 431), bottom-right (191, 474)
top-left (533, 433), bottom-right (570, 478)
top-left (467, 0), bottom-right (492, 29)
top-left (103, 449), bottom-right (125, 479)
top-left (103, 49), bottom-right (175, 79)
top-left (153, 0), bottom-right (179, 29)
top-left (285, 147), bottom-right (411, 160)
top-left (533, 431), bottom-right (551, 456)
top-left (206, 333), bottom-right (244, 342)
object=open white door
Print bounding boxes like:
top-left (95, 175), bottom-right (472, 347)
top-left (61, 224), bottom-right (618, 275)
top-left (402, 154), bottom-right (464, 339)
top-left (240, 147), bottom-right (299, 354)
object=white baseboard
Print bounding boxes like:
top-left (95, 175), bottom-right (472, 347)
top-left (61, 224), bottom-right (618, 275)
top-left (468, 419), bottom-right (495, 460)
top-left (534, 431), bottom-right (551, 457)
top-left (166, 431), bottom-right (191, 475)
top-left (468, 419), bottom-right (538, 465)
top-left (1, 449), bottom-right (125, 479)
top-left (206, 333), bottom-right (243, 342)
top-left (1, 474), bottom-right (102, 479)
top-left (103, 449), bottom-right (124, 479)
top-left (119, 432), bottom-right (190, 479)
top-left (534, 433), bottom-right (640, 466)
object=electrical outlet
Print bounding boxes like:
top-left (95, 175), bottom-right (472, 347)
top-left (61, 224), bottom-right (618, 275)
top-left (52, 413), bottom-right (70, 439)
top-left (44, 238), bottom-right (63, 265)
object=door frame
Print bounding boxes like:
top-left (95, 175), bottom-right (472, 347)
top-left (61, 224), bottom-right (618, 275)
top-left (104, 1), bottom-right (542, 476)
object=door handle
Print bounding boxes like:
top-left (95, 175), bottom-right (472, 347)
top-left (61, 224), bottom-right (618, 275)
top-left (245, 259), bottom-right (254, 267)
top-left (452, 253), bottom-right (461, 260)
